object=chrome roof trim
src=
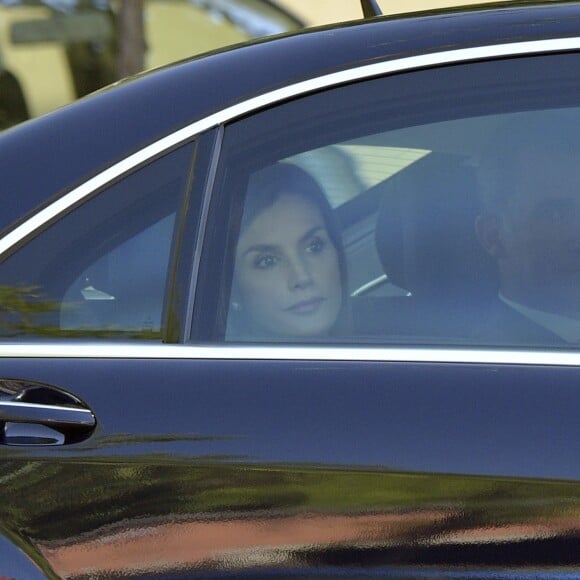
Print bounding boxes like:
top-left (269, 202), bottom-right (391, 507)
top-left (0, 37), bottom-right (579, 256)
top-left (1, 343), bottom-right (580, 366)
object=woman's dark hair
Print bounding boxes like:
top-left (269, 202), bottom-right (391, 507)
top-left (229, 162), bottom-right (349, 339)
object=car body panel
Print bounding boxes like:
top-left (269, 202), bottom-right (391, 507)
top-left (0, 350), bottom-right (578, 576)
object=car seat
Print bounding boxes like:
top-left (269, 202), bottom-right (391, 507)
top-left (353, 152), bottom-right (498, 342)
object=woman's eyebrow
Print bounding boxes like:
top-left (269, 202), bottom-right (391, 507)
top-left (243, 243), bottom-right (279, 256)
top-left (299, 225), bottom-right (325, 244)
top-left (242, 225), bottom-right (326, 256)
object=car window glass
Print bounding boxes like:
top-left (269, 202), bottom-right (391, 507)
top-left (0, 143), bottom-right (196, 340)
top-left (198, 54), bottom-right (580, 348)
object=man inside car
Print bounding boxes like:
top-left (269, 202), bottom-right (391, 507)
top-left (475, 114), bottom-right (580, 345)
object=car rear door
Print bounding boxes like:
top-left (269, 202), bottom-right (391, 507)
top-left (190, 46), bottom-right (580, 576)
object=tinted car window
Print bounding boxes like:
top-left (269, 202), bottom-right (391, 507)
top-left (197, 54), bottom-right (580, 348)
top-left (0, 142), bottom-right (196, 339)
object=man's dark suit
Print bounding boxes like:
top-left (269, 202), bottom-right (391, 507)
top-left (476, 298), bottom-right (567, 346)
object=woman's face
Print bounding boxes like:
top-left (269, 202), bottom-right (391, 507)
top-left (234, 194), bottom-right (342, 338)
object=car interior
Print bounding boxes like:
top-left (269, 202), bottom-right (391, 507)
top-left (350, 150), bottom-right (498, 343)
top-left (252, 106), bottom-right (580, 346)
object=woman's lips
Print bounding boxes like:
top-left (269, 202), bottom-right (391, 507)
top-left (285, 297), bottom-right (325, 314)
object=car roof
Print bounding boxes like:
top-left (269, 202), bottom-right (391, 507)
top-left (0, 0), bottom-right (579, 235)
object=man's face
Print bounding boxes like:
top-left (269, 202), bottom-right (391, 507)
top-left (497, 148), bottom-right (580, 315)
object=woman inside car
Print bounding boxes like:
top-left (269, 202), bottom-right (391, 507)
top-left (228, 162), bottom-right (348, 341)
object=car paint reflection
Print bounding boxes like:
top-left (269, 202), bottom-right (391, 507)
top-left (2, 460), bottom-right (575, 576)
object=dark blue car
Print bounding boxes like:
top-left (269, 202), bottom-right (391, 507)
top-left (0, 1), bottom-right (579, 577)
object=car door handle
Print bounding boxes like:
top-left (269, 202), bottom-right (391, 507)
top-left (0, 400), bottom-right (95, 428)
top-left (0, 379), bottom-right (96, 446)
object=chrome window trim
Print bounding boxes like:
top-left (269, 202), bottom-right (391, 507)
top-left (0, 37), bottom-right (579, 257)
top-left (351, 274), bottom-right (388, 297)
top-left (1, 343), bottom-right (580, 367)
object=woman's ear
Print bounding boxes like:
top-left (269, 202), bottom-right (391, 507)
top-left (475, 213), bottom-right (506, 259)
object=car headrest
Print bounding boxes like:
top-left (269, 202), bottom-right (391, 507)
top-left (374, 152), bottom-right (497, 303)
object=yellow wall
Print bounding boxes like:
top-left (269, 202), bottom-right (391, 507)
top-left (276, 0), bottom-right (510, 26)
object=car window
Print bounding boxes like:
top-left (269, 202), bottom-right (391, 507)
top-left (0, 142), bottom-right (196, 340)
top-left (196, 53), bottom-right (580, 348)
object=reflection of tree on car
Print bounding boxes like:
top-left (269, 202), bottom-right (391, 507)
top-left (2, 455), bottom-right (575, 571)
top-left (0, 285), bottom-right (162, 338)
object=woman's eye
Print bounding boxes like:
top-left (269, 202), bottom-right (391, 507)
top-left (254, 255), bottom-right (279, 269)
top-left (306, 236), bottom-right (326, 254)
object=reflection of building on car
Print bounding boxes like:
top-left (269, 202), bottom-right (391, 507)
top-left (0, 0), bottom-right (302, 128)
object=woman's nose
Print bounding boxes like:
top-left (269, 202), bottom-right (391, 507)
top-left (288, 258), bottom-right (313, 290)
